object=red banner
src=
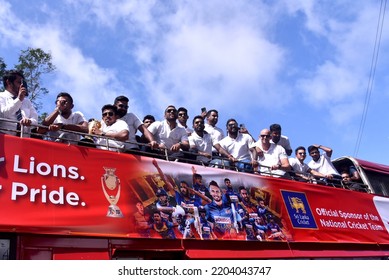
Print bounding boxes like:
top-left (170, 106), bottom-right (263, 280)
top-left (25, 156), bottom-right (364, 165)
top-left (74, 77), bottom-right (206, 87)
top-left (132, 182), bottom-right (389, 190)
top-left (1, 134), bottom-right (389, 243)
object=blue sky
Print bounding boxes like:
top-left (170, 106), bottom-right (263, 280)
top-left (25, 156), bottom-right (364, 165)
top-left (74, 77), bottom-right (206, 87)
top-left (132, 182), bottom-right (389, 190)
top-left (1, 0), bottom-right (388, 165)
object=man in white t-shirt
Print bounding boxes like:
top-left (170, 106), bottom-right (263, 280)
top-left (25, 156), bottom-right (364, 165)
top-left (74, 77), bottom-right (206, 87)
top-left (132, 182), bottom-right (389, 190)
top-left (289, 146), bottom-right (325, 181)
top-left (188, 115), bottom-right (231, 166)
top-left (38, 92), bottom-right (88, 142)
top-left (91, 104), bottom-right (129, 152)
top-left (204, 109), bottom-right (224, 156)
top-left (113, 96), bottom-right (157, 151)
top-left (254, 128), bottom-right (291, 177)
top-left (214, 118), bottom-right (257, 172)
top-left (269, 123), bottom-right (292, 156)
top-left (177, 107), bottom-right (193, 136)
top-left (307, 144), bottom-right (340, 181)
top-left (147, 105), bottom-right (189, 158)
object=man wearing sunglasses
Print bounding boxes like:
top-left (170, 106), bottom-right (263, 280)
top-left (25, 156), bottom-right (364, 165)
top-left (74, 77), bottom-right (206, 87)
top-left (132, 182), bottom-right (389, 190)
top-left (92, 104), bottom-right (129, 151)
top-left (113, 96), bottom-right (157, 151)
top-left (289, 146), bottom-right (325, 182)
top-left (147, 105), bottom-right (189, 157)
top-left (177, 107), bottom-right (193, 136)
top-left (214, 119), bottom-right (257, 172)
top-left (254, 128), bottom-right (291, 177)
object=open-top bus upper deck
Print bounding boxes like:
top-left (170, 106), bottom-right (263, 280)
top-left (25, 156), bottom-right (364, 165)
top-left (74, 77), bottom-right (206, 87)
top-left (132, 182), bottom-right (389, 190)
top-left (1, 121), bottom-right (389, 259)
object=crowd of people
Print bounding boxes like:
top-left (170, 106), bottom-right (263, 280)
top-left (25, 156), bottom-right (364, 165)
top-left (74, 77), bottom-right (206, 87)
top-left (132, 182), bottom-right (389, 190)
top-left (0, 69), bottom-right (362, 189)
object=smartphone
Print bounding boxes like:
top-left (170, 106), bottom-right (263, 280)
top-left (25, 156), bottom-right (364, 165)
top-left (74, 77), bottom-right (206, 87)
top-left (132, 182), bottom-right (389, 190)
top-left (201, 107), bottom-right (206, 113)
top-left (21, 79), bottom-right (29, 96)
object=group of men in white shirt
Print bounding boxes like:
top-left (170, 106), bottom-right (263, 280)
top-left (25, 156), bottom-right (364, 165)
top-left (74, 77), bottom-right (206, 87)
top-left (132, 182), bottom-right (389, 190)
top-left (186, 110), bottom-right (341, 180)
top-left (0, 72), bottom-right (342, 181)
top-left (255, 126), bottom-right (341, 181)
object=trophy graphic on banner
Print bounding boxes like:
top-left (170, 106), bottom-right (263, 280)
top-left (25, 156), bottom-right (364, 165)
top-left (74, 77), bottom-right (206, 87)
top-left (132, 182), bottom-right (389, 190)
top-left (101, 167), bottom-right (123, 218)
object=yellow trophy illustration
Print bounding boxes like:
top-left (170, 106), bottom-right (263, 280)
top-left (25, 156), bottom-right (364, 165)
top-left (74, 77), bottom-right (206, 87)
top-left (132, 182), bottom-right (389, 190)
top-left (101, 167), bottom-right (123, 218)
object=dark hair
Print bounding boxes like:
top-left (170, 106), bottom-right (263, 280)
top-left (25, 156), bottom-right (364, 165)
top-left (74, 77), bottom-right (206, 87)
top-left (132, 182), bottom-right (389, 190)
top-left (209, 180), bottom-right (220, 189)
top-left (224, 178), bottom-right (230, 183)
top-left (180, 180), bottom-right (189, 187)
top-left (270, 123), bottom-right (281, 132)
top-left (226, 118), bottom-right (237, 127)
top-left (101, 104), bottom-right (118, 115)
top-left (143, 115), bottom-right (155, 122)
top-left (308, 145), bottom-right (318, 153)
top-left (295, 146), bottom-right (306, 155)
top-left (177, 107), bottom-right (188, 114)
top-left (238, 186), bottom-right (246, 192)
top-left (56, 92), bottom-right (73, 104)
top-left (206, 109), bottom-right (218, 118)
top-left (2, 70), bottom-right (24, 88)
top-left (194, 173), bottom-right (202, 180)
top-left (114, 96), bottom-right (129, 104)
top-left (192, 115), bottom-right (204, 124)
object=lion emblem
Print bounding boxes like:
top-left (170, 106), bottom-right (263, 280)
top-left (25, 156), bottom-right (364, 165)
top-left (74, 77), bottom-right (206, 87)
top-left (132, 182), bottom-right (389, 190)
top-left (289, 197), bottom-right (306, 214)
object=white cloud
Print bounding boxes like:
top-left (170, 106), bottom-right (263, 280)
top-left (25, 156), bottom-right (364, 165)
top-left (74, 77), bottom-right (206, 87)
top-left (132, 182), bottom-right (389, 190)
top-left (117, 1), bottom-right (290, 117)
top-left (297, 61), bottom-right (364, 103)
top-left (284, 0), bottom-right (327, 35)
top-left (0, 0), bottom-right (125, 118)
top-left (293, 1), bottom-right (388, 124)
top-left (2, 0), bottom-right (388, 128)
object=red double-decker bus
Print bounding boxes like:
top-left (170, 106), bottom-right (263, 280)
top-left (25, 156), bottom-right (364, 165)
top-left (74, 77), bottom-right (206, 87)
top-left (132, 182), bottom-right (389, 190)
top-left (1, 123), bottom-right (389, 260)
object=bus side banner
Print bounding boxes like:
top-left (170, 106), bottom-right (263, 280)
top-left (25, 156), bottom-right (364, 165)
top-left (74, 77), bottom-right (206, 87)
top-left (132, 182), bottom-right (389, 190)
top-left (1, 135), bottom-right (389, 243)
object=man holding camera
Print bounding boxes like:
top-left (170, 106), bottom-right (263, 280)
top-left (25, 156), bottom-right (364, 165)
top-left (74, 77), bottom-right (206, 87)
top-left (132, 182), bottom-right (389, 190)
top-left (0, 70), bottom-right (38, 136)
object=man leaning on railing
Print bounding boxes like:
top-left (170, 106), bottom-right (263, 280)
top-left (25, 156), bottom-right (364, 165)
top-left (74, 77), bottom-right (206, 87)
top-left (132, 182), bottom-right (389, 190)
top-left (36, 92), bottom-right (88, 143)
top-left (90, 104), bottom-right (129, 152)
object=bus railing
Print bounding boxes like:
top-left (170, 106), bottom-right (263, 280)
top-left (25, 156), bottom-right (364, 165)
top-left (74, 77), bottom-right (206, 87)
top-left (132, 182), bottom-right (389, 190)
top-left (0, 118), bottom-right (368, 192)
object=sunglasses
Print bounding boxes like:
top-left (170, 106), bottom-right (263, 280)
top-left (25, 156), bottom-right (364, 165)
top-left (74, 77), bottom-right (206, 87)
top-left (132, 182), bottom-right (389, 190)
top-left (102, 112), bottom-right (114, 117)
top-left (178, 113), bottom-right (187, 116)
top-left (118, 104), bottom-right (129, 109)
top-left (228, 123), bottom-right (237, 127)
top-left (260, 135), bottom-right (271, 138)
top-left (166, 109), bottom-right (177, 113)
top-left (298, 152), bottom-right (306, 155)
top-left (56, 100), bottom-right (68, 104)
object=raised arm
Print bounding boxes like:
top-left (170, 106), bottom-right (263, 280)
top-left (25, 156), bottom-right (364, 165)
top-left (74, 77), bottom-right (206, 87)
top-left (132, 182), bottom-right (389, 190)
top-left (152, 159), bottom-right (176, 192)
top-left (316, 144), bottom-right (332, 157)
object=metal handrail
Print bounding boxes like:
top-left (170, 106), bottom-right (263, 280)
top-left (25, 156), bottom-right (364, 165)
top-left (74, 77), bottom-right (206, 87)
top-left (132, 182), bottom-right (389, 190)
top-left (0, 117), bottom-right (368, 192)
